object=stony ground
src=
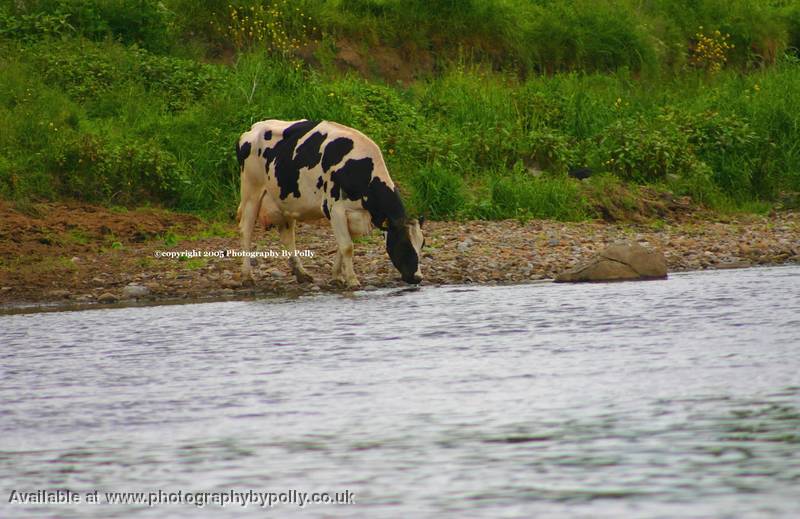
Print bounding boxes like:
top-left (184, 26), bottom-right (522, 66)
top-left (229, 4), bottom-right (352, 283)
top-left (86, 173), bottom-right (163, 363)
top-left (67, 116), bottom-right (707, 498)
top-left (1, 200), bottom-right (798, 311)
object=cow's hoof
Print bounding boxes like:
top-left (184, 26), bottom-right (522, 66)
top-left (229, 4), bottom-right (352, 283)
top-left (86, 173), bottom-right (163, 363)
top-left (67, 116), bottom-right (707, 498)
top-left (330, 277), bottom-right (348, 288)
top-left (346, 279), bottom-right (361, 290)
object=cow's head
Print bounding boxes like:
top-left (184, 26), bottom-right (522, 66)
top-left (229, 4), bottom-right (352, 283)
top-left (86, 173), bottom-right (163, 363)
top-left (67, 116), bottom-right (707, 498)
top-left (386, 217), bottom-right (425, 284)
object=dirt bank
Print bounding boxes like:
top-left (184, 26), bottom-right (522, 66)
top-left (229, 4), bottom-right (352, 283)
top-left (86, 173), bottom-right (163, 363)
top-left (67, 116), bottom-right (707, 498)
top-left (1, 200), bottom-right (798, 311)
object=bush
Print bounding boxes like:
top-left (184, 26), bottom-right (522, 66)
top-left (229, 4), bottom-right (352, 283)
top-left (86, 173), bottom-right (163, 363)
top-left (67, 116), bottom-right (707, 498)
top-left (676, 109), bottom-right (763, 199)
top-left (527, 128), bottom-right (576, 174)
top-left (471, 165), bottom-right (590, 221)
top-left (0, 9), bottom-right (71, 40)
top-left (408, 164), bottom-right (467, 220)
top-left (47, 133), bottom-right (184, 205)
top-left (597, 112), bottom-right (696, 183)
top-left (26, 40), bottom-right (221, 111)
top-left (669, 161), bottom-right (726, 208)
top-left (2, 0), bottom-right (176, 52)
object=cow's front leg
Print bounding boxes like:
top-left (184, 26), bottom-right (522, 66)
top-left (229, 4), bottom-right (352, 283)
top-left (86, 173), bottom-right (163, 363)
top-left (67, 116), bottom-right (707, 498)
top-left (278, 219), bottom-right (313, 284)
top-left (332, 251), bottom-right (343, 283)
top-left (330, 205), bottom-right (359, 288)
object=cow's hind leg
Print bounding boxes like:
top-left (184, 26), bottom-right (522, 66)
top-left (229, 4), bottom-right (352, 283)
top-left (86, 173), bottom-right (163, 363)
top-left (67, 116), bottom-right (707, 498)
top-left (330, 205), bottom-right (359, 288)
top-left (238, 191), bottom-right (262, 285)
top-left (279, 219), bottom-right (314, 284)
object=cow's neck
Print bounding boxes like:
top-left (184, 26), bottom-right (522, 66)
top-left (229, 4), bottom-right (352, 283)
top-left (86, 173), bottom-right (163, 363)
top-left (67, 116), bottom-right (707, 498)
top-left (366, 179), bottom-right (407, 231)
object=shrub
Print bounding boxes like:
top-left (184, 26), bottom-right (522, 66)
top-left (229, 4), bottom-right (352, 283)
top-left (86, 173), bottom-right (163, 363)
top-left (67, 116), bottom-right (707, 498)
top-left (219, 0), bottom-right (316, 58)
top-left (2, 0), bottom-right (175, 52)
top-left (47, 133), bottom-right (184, 205)
top-left (0, 9), bottom-right (71, 40)
top-left (26, 40), bottom-right (221, 111)
top-left (668, 161), bottom-right (726, 208)
top-left (597, 112), bottom-right (696, 183)
top-left (527, 128), bottom-right (576, 174)
top-left (331, 79), bottom-right (420, 147)
top-left (408, 163), bottom-right (467, 220)
top-left (689, 27), bottom-right (734, 73)
top-left (471, 165), bottom-right (590, 221)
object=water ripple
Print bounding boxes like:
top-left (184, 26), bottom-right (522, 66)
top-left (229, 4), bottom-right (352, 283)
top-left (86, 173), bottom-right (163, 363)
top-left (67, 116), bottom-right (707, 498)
top-left (1, 266), bottom-right (799, 518)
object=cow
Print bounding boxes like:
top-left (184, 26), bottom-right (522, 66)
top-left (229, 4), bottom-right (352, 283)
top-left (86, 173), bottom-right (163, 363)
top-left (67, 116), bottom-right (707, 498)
top-left (236, 119), bottom-right (425, 288)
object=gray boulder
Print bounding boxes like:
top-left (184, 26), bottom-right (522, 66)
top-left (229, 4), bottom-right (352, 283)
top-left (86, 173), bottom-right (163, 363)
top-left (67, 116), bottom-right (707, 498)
top-left (556, 243), bottom-right (667, 282)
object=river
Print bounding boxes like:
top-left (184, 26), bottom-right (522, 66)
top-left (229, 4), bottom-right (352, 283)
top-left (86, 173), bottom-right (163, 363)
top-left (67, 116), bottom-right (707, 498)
top-left (1, 266), bottom-right (799, 518)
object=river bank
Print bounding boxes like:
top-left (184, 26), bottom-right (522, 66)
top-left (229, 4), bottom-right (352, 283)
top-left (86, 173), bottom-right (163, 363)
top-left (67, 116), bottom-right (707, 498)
top-left (1, 200), bottom-right (798, 311)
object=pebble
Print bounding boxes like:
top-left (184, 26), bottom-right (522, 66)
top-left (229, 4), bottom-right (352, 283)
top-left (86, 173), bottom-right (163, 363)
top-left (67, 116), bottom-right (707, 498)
top-left (97, 292), bottom-right (118, 303)
top-left (457, 238), bottom-right (473, 252)
top-left (7, 211), bottom-right (800, 306)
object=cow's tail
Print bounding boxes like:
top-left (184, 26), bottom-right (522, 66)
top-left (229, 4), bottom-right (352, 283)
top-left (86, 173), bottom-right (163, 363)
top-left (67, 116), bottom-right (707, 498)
top-left (235, 137), bottom-right (245, 222)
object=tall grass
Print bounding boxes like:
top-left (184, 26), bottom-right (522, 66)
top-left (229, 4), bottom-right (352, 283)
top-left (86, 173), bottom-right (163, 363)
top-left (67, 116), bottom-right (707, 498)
top-left (1, 1), bottom-right (799, 220)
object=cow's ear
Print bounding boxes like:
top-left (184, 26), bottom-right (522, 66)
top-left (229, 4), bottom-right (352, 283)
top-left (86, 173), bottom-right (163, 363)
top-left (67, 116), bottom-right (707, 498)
top-left (418, 216), bottom-right (425, 228)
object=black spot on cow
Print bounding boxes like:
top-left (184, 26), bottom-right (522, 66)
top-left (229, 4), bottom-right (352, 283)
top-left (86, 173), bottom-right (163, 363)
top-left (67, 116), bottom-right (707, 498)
top-left (264, 130), bottom-right (272, 140)
top-left (262, 120), bottom-right (319, 200)
top-left (294, 131), bottom-right (326, 171)
top-left (323, 181), bottom-right (328, 192)
top-left (321, 137), bottom-right (354, 172)
top-left (316, 176), bottom-right (324, 190)
top-left (257, 148), bottom-right (262, 157)
top-left (322, 199), bottom-right (330, 219)
top-left (364, 178), bottom-right (405, 229)
top-left (331, 157), bottom-right (373, 202)
top-left (236, 140), bottom-right (252, 170)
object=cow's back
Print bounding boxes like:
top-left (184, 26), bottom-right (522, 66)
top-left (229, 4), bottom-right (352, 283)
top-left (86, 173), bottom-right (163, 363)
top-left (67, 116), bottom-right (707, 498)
top-left (238, 119), bottom-right (393, 221)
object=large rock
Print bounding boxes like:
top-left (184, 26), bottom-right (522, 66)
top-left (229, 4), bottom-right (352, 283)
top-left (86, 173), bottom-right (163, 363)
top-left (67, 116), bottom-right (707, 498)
top-left (555, 243), bottom-right (667, 282)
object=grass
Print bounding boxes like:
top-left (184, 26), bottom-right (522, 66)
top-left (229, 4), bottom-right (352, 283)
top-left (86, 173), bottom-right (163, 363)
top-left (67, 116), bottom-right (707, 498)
top-left (180, 257), bottom-right (209, 270)
top-left (1, 1), bottom-right (799, 222)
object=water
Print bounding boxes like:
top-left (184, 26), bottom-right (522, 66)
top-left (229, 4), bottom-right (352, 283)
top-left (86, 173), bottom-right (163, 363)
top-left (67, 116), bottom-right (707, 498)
top-left (1, 266), bottom-right (799, 518)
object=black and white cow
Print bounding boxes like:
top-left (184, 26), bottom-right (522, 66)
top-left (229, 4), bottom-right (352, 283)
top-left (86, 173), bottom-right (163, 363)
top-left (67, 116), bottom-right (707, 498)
top-left (236, 119), bottom-right (424, 288)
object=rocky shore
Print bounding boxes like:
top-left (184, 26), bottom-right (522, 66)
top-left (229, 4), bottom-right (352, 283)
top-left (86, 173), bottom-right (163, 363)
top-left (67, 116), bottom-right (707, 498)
top-left (1, 201), bottom-right (798, 311)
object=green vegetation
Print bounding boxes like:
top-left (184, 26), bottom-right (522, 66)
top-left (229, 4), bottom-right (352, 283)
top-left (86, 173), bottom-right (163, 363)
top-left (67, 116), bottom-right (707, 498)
top-left (1, 0), bottom-right (799, 221)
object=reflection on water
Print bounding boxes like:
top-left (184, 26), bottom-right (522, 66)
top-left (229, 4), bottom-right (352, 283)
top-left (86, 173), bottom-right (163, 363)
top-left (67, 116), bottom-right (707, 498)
top-left (1, 266), bottom-right (799, 518)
